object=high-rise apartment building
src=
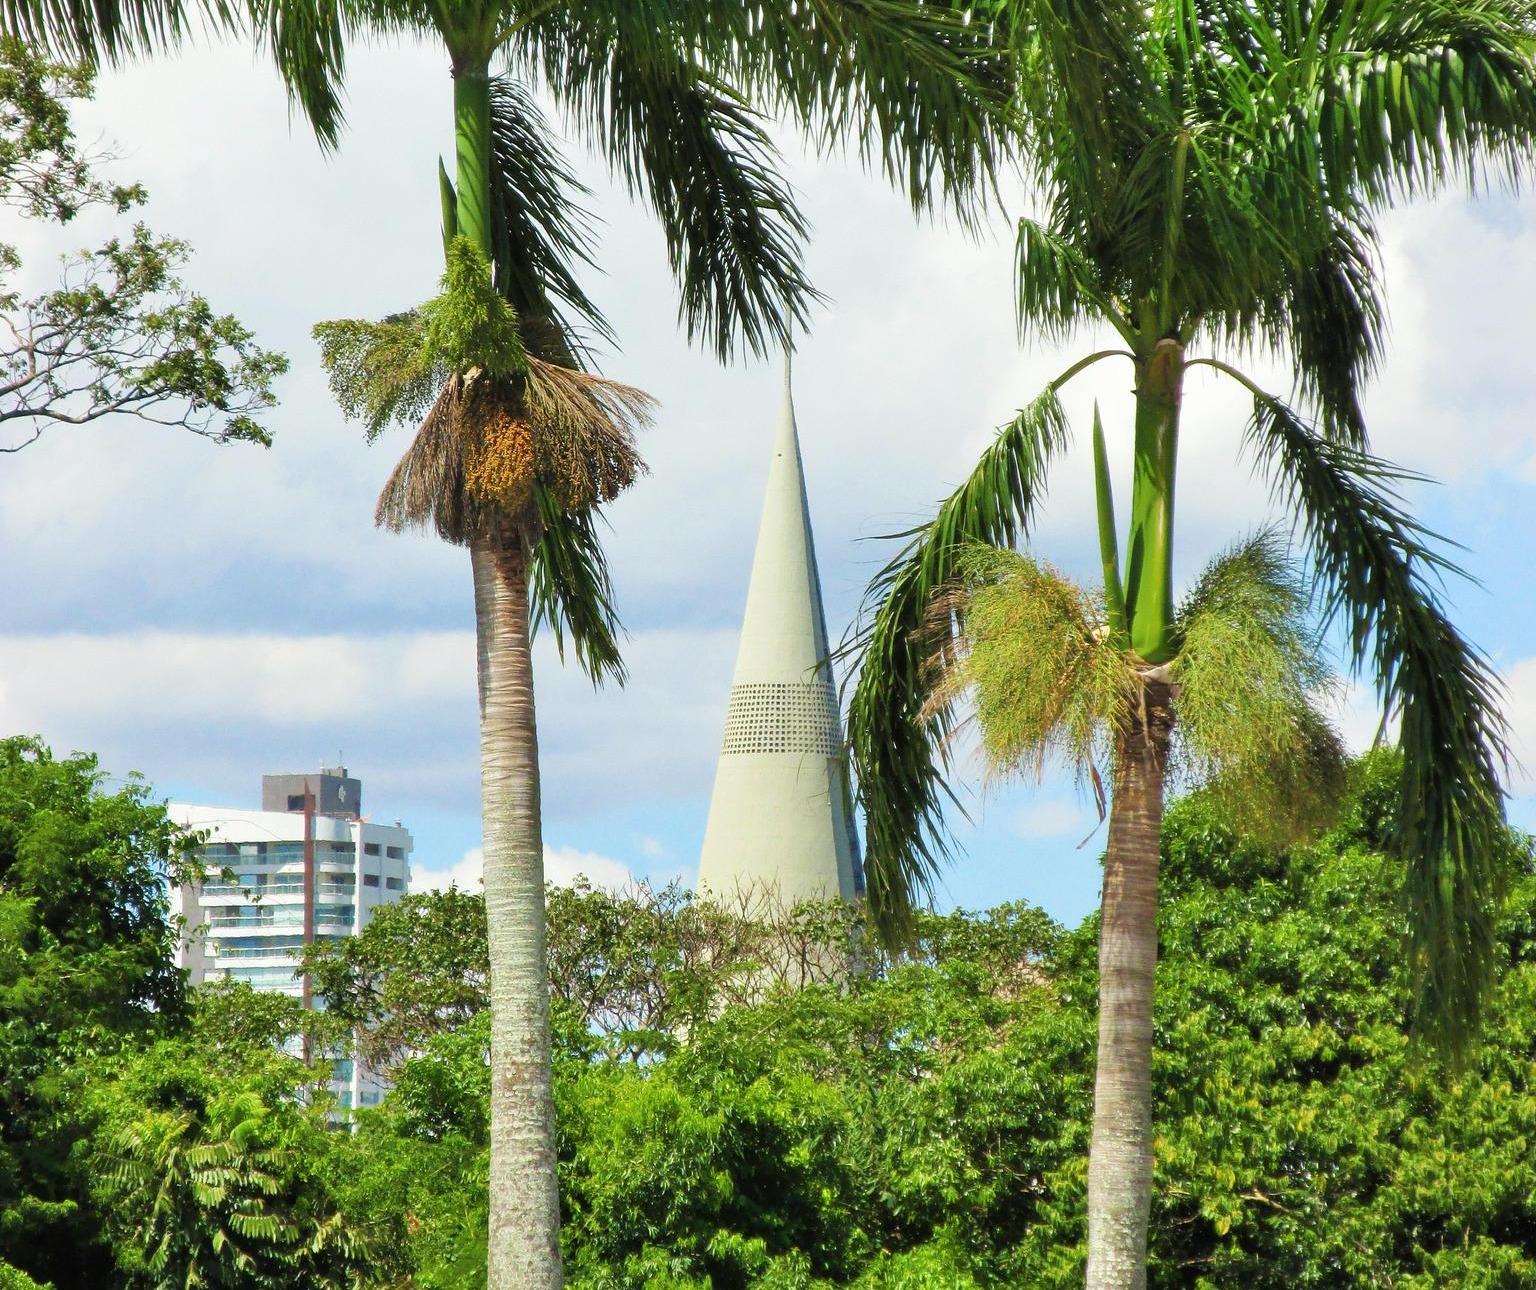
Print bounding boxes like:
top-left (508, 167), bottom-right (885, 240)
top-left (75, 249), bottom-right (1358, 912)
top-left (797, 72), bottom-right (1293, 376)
top-left (170, 766), bottom-right (413, 1111)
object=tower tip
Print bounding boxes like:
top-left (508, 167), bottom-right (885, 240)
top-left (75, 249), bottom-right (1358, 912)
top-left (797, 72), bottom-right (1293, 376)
top-left (777, 342), bottom-right (798, 451)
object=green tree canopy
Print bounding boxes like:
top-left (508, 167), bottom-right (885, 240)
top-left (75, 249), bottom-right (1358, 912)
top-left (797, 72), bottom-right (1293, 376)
top-left (5, 743), bottom-right (1536, 1288)
top-left (0, 736), bottom-right (200, 1285)
top-left (80, 1038), bottom-right (367, 1290)
top-left (335, 759), bottom-right (1536, 1288)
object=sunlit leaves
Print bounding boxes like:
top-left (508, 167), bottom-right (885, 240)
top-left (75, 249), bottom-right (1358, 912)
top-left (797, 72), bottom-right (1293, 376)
top-left (311, 311), bottom-right (439, 443)
top-left (1172, 531), bottom-right (1347, 845)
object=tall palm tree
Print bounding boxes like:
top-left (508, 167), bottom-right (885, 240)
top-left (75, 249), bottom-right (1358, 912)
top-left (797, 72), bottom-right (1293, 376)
top-left (846, 1), bottom-right (1536, 1285)
top-left (279, 13), bottom-right (996, 1290)
top-left (311, 239), bottom-right (655, 1289)
top-left (2, 4), bottom-right (1005, 1287)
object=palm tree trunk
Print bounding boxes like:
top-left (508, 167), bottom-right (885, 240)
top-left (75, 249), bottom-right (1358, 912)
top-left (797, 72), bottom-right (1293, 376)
top-left (1085, 678), bottom-right (1171, 1290)
top-left (451, 56), bottom-right (566, 1290)
top-left (472, 534), bottom-right (564, 1290)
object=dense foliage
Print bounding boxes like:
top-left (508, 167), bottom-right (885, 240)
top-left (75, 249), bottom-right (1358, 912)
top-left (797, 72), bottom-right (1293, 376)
top-left (4, 744), bottom-right (1534, 1288)
top-left (0, 737), bottom-right (201, 1285)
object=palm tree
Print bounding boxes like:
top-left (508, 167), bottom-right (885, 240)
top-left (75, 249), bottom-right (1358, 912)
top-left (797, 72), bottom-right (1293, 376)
top-left (845, 1), bottom-right (1536, 1285)
top-left (3, 4), bottom-right (1004, 1286)
top-left (280, 14), bottom-right (996, 1290)
top-left (311, 241), bottom-right (654, 1289)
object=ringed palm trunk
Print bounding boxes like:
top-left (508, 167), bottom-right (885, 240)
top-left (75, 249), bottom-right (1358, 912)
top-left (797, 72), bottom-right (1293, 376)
top-left (1085, 680), bottom-right (1172, 1290)
top-left (454, 57), bottom-right (565, 1290)
top-left (473, 536), bottom-right (563, 1290)
top-left (1087, 339), bottom-right (1184, 1287)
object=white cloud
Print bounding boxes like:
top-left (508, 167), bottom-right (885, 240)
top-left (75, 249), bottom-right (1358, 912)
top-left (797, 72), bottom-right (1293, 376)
top-left (1014, 799), bottom-right (1091, 839)
top-left (1498, 657), bottom-right (1536, 795)
top-left (411, 846), bottom-right (484, 894)
top-left (543, 846), bottom-right (635, 891)
top-left (0, 630), bottom-right (472, 730)
top-left (0, 624), bottom-right (732, 820)
top-left (410, 844), bottom-right (634, 894)
top-left (1365, 198), bottom-right (1536, 481)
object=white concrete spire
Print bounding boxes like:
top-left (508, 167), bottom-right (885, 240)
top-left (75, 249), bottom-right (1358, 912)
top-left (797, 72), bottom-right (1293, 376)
top-left (698, 351), bottom-right (863, 909)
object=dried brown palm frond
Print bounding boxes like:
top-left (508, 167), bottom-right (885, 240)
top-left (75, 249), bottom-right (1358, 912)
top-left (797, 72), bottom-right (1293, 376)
top-left (517, 357), bottom-right (652, 509)
top-left (374, 374), bottom-right (489, 545)
top-left (375, 359), bottom-right (653, 546)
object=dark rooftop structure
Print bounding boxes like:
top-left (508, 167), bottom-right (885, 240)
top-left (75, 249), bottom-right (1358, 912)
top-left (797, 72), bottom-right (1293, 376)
top-left (260, 766), bottom-right (362, 818)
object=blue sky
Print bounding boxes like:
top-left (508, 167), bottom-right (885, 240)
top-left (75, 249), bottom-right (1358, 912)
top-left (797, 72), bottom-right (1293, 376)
top-left (4, 39), bottom-right (1536, 929)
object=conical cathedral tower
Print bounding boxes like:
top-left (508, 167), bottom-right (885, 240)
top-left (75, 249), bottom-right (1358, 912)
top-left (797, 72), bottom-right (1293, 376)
top-left (698, 356), bottom-right (863, 908)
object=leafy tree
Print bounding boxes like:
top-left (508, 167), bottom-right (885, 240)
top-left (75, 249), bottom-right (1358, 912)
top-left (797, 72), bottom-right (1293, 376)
top-left (0, 1261), bottom-right (49, 1290)
top-left (189, 977), bottom-right (343, 1060)
top-left (301, 885), bottom-right (490, 1071)
top-left (330, 1013), bottom-right (495, 1290)
top-left (346, 761), bottom-right (1536, 1289)
top-left (79, 1037), bottom-right (369, 1290)
top-left (304, 879), bottom-right (884, 1074)
top-left (0, 736), bottom-right (200, 1286)
top-left (844, 2), bottom-right (1536, 1282)
top-left (0, 38), bottom-right (283, 451)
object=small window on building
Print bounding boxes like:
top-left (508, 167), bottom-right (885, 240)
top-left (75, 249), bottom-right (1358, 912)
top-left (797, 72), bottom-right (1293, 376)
top-left (363, 874), bottom-right (379, 887)
top-left (385, 876), bottom-right (403, 890)
top-left (287, 794), bottom-right (305, 811)
top-left (363, 843), bottom-right (380, 857)
top-left (385, 845), bottom-right (404, 859)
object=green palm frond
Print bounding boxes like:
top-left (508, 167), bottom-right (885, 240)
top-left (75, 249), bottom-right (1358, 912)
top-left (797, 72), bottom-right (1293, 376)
top-left (554, 43), bottom-right (815, 360)
top-left (930, 545), bottom-right (1135, 794)
top-left (529, 488), bottom-right (626, 687)
top-left (486, 76), bottom-right (612, 360)
top-left (1269, 0), bottom-right (1536, 202)
top-left (743, 0), bottom-right (1006, 219)
top-left (248, 0), bottom-right (356, 149)
top-left (1010, 0), bottom-right (1536, 357)
top-left (1015, 217), bottom-right (1129, 343)
top-left (532, 0), bottom-right (1006, 222)
top-left (1244, 387), bottom-right (1509, 1053)
top-left (1172, 529), bottom-right (1347, 844)
top-left (844, 387), bottom-right (1072, 945)
top-left (0, 0), bottom-right (239, 67)
top-left (1273, 207), bottom-right (1386, 444)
